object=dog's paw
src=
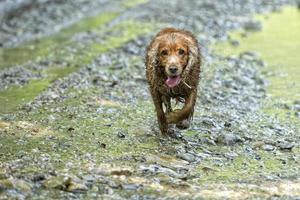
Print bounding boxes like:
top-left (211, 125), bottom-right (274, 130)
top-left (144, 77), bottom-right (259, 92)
top-left (176, 118), bottom-right (191, 130)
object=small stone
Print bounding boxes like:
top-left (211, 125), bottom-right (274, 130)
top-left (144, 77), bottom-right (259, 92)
top-left (294, 104), bottom-right (300, 111)
top-left (46, 91), bottom-right (59, 100)
top-left (13, 179), bottom-right (31, 193)
top-left (216, 133), bottom-right (243, 145)
top-left (47, 115), bottom-right (56, 122)
top-left (201, 165), bottom-right (218, 174)
top-left (262, 144), bottom-right (275, 151)
top-left (139, 164), bottom-right (181, 178)
top-left (117, 131), bottom-right (126, 138)
top-left (252, 141), bottom-right (265, 149)
top-left (177, 152), bottom-right (196, 162)
top-left (0, 179), bottom-right (13, 190)
top-left (66, 181), bottom-right (88, 193)
top-left (110, 167), bottom-right (132, 176)
top-left (122, 184), bottom-right (140, 190)
top-left (99, 142), bottom-right (106, 148)
top-left (92, 165), bottom-right (133, 176)
top-left (43, 175), bottom-right (71, 190)
top-left (201, 117), bottom-right (217, 128)
top-left (0, 121), bottom-right (10, 129)
top-left (168, 128), bottom-right (183, 139)
top-left (224, 121), bottom-right (232, 128)
top-left (277, 141), bottom-right (294, 151)
top-left (32, 173), bottom-right (46, 182)
top-left (0, 168), bottom-right (8, 179)
top-left (224, 152), bottom-right (238, 159)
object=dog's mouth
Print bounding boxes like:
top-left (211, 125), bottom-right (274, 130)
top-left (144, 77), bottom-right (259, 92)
top-left (165, 76), bottom-right (181, 88)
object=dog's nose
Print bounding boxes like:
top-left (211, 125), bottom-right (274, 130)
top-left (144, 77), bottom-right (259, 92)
top-left (169, 67), bottom-right (178, 74)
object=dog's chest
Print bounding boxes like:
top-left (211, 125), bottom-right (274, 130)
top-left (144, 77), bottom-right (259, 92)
top-left (159, 83), bottom-right (188, 98)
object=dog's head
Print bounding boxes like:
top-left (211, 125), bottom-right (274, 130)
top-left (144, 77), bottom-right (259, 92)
top-left (148, 28), bottom-right (199, 88)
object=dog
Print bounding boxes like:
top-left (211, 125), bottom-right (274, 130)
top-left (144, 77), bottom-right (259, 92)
top-left (145, 28), bottom-right (201, 135)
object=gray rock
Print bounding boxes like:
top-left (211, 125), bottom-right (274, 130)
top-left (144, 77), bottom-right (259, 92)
top-left (216, 133), bottom-right (243, 145)
top-left (277, 141), bottom-right (294, 151)
top-left (121, 184), bottom-right (140, 190)
top-left (262, 144), bottom-right (275, 151)
top-left (177, 152), bottom-right (196, 163)
top-left (66, 181), bottom-right (88, 193)
top-left (13, 179), bottom-right (32, 193)
top-left (43, 175), bottom-right (71, 190)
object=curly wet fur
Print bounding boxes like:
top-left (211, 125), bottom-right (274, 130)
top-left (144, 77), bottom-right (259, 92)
top-left (145, 28), bottom-right (201, 135)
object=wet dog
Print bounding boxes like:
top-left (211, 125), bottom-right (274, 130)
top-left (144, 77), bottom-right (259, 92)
top-left (145, 28), bottom-right (201, 135)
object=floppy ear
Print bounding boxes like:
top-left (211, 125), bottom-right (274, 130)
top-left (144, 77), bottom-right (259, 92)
top-left (147, 39), bottom-right (160, 68)
top-left (183, 38), bottom-right (199, 78)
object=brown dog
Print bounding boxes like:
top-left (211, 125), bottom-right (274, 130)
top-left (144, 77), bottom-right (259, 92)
top-left (145, 28), bottom-right (201, 135)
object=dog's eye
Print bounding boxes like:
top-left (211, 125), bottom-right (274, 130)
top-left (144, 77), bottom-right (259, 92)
top-left (161, 50), bottom-right (168, 56)
top-left (178, 49), bottom-right (185, 55)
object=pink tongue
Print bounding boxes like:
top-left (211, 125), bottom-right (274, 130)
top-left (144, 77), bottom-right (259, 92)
top-left (165, 76), bottom-right (181, 88)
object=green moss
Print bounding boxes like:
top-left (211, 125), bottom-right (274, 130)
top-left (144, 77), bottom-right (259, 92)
top-left (213, 6), bottom-right (300, 124)
top-left (1, 91), bottom-right (160, 172)
top-left (0, 0), bottom-right (151, 69)
top-left (0, 12), bottom-right (118, 69)
top-left (0, 18), bottom-right (155, 115)
top-left (198, 150), bottom-right (285, 183)
top-left (91, 20), bottom-right (155, 53)
top-left (0, 79), bottom-right (50, 114)
top-left (0, 65), bottom-right (79, 114)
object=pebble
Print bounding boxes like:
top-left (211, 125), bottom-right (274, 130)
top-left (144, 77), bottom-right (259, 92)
top-left (0, 168), bottom-right (8, 179)
top-left (92, 165), bottom-right (133, 176)
top-left (121, 184), bottom-right (140, 190)
top-left (262, 144), bottom-right (275, 151)
top-left (216, 133), bottom-right (243, 145)
top-left (277, 141), bottom-right (294, 151)
top-left (117, 131), bottom-right (126, 139)
top-left (43, 175), bottom-right (71, 190)
top-left (66, 181), bottom-right (88, 193)
top-left (13, 179), bottom-right (31, 193)
top-left (0, 179), bottom-right (13, 190)
top-left (177, 152), bottom-right (196, 163)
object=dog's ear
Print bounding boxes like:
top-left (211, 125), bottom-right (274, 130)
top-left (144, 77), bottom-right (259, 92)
top-left (183, 37), bottom-right (200, 78)
top-left (147, 39), bottom-right (160, 67)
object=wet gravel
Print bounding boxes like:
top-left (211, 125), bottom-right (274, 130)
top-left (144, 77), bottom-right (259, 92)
top-left (0, 66), bottom-right (44, 90)
top-left (0, 0), bottom-right (299, 199)
top-left (0, 0), bottom-right (122, 47)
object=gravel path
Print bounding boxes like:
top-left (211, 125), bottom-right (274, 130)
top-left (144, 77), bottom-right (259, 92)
top-left (0, 0), bottom-right (299, 199)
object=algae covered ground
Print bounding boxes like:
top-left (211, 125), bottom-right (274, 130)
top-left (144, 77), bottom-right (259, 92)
top-left (214, 6), bottom-right (300, 125)
top-left (0, 0), bottom-right (300, 199)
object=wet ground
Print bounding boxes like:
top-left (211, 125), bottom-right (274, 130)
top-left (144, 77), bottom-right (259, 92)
top-left (0, 0), bottom-right (300, 199)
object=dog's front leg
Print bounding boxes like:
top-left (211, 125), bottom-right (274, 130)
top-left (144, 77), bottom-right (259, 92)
top-left (151, 91), bottom-right (168, 135)
top-left (162, 96), bottom-right (172, 114)
top-left (166, 90), bottom-right (197, 124)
